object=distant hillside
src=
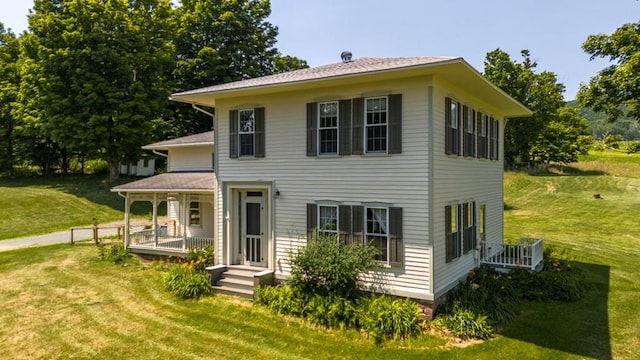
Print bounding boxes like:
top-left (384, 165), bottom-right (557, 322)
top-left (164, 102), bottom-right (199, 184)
top-left (567, 100), bottom-right (640, 140)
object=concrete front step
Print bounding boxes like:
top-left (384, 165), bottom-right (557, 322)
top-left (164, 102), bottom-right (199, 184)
top-left (211, 266), bottom-right (268, 300)
top-left (214, 285), bottom-right (254, 300)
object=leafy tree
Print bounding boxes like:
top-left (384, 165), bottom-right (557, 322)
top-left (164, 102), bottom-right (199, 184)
top-left (578, 22), bottom-right (640, 122)
top-left (483, 49), bottom-right (568, 167)
top-left (24, 0), bottom-right (176, 180)
top-left (530, 107), bottom-right (591, 165)
top-left (170, 0), bottom-right (308, 135)
top-left (0, 23), bottom-right (20, 176)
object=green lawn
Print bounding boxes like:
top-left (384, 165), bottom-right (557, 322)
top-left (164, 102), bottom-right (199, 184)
top-left (0, 176), bottom-right (155, 240)
top-left (0, 151), bottom-right (638, 359)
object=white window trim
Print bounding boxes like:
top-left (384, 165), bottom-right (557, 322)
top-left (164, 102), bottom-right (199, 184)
top-left (365, 206), bottom-right (390, 264)
top-left (317, 204), bottom-right (339, 237)
top-left (238, 108), bottom-right (255, 158)
top-left (365, 96), bottom-right (389, 154)
top-left (317, 101), bottom-right (339, 156)
top-left (450, 100), bottom-right (459, 130)
top-left (189, 201), bottom-right (201, 227)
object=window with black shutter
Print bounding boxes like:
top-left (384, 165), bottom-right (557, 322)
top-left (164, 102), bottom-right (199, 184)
top-left (445, 98), bottom-right (460, 155)
top-left (229, 107), bottom-right (265, 158)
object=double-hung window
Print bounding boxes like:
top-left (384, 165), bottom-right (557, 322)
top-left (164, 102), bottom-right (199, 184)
top-left (463, 106), bottom-right (475, 157)
top-left (445, 98), bottom-right (461, 155)
top-left (318, 204), bottom-right (338, 238)
top-left (446, 202), bottom-right (477, 262)
top-left (189, 201), bottom-right (201, 226)
top-left (318, 102), bottom-right (338, 155)
top-left (307, 203), bottom-right (403, 267)
top-left (366, 207), bottom-right (388, 262)
top-left (239, 109), bottom-right (255, 157)
top-left (229, 108), bottom-right (265, 158)
top-left (365, 97), bottom-right (388, 153)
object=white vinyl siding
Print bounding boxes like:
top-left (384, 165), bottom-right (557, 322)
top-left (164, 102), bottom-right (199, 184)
top-left (167, 145), bottom-right (214, 172)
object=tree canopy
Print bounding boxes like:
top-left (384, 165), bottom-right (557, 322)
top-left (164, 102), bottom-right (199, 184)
top-left (484, 49), bottom-right (590, 167)
top-left (0, 0), bottom-right (307, 179)
top-left (578, 21), bottom-right (640, 123)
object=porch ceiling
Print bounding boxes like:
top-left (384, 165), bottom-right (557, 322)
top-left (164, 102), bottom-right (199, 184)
top-left (111, 172), bottom-right (215, 193)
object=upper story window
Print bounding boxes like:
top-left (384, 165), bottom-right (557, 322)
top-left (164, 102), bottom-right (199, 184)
top-left (445, 98), bottom-right (461, 155)
top-left (239, 109), bottom-right (255, 157)
top-left (463, 105), bottom-right (475, 157)
top-left (365, 97), bottom-right (388, 153)
top-left (229, 108), bottom-right (265, 159)
top-left (318, 102), bottom-right (339, 155)
top-left (307, 94), bottom-right (401, 157)
top-left (490, 117), bottom-right (499, 160)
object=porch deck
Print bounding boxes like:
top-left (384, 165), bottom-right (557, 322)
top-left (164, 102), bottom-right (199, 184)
top-left (128, 230), bottom-right (214, 255)
top-left (480, 238), bottom-right (544, 271)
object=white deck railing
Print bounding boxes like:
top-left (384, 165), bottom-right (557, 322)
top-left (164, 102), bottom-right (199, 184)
top-left (128, 230), bottom-right (214, 253)
top-left (480, 238), bottom-right (544, 271)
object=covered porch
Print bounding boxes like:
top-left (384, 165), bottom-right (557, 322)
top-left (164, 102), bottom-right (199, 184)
top-left (111, 172), bottom-right (216, 255)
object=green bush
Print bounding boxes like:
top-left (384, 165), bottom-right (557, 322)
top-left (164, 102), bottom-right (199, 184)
top-left (625, 141), bottom-right (640, 154)
top-left (604, 134), bottom-right (622, 148)
top-left (163, 264), bottom-right (212, 300)
top-left (359, 295), bottom-right (423, 345)
top-left (432, 306), bottom-right (494, 340)
top-left (288, 234), bottom-right (379, 300)
top-left (184, 245), bottom-right (215, 272)
top-left (98, 243), bottom-right (133, 265)
top-left (255, 284), bottom-right (306, 316)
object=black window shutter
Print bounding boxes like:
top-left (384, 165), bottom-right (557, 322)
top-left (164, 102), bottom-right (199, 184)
top-left (445, 98), bottom-right (452, 155)
top-left (476, 111), bottom-right (483, 158)
top-left (351, 98), bottom-right (364, 155)
top-left (339, 205), bottom-right (352, 244)
top-left (388, 94), bottom-right (402, 154)
top-left (351, 205), bottom-right (364, 244)
top-left (307, 203), bottom-right (317, 241)
top-left (484, 115), bottom-right (490, 159)
top-left (339, 99), bottom-right (352, 155)
top-left (229, 110), bottom-right (238, 158)
top-left (306, 103), bottom-right (317, 156)
top-left (471, 201), bottom-right (477, 250)
top-left (456, 102), bottom-right (462, 156)
top-left (389, 207), bottom-right (403, 267)
top-left (445, 205), bottom-right (453, 262)
top-left (463, 202), bottom-right (471, 254)
top-left (494, 119), bottom-right (499, 161)
top-left (254, 107), bottom-right (265, 158)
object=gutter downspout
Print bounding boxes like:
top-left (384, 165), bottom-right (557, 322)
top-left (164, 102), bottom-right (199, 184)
top-left (192, 104), bottom-right (215, 118)
top-left (152, 149), bottom-right (168, 158)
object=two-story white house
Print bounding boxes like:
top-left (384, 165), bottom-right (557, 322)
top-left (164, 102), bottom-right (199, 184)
top-left (130, 55), bottom-right (537, 304)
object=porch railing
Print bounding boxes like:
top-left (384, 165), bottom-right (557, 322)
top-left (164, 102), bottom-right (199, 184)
top-left (480, 238), bottom-right (544, 271)
top-left (128, 229), bottom-right (214, 252)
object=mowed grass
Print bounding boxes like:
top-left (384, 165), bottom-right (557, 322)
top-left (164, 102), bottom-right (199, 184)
top-left (0, 176), bottom-right (154, 240)
top-left (0, 150), bottom-right (638, 359)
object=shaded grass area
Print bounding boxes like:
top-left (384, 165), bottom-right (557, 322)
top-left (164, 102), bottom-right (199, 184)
top-left (0, 176), bottom-right (157, 240)
top-left (503, 151), bottom-right (640, 360)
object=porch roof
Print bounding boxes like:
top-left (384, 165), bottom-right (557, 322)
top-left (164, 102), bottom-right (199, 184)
top-left (111, 172), bottom-right (215, 193)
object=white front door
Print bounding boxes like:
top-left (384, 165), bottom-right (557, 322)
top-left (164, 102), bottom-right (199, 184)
top-left (241, 192), bottom-right (265, 267)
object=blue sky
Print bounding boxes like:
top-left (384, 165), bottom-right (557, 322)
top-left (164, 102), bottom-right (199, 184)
top-left (2, 0), bottom-right (638, 100)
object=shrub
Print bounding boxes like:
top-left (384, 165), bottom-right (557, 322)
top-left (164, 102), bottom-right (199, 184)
top-left (184, 245), bottom-right (215, 272)
top-left (359, 295), bottom-right (423, 345)
top-left (288, 234), bottom-right (380, 300)
top-left (626, 141), bottom-right (640, 154)
top-left (163, 264), bottom-right (212, 299)
top-left (255, 284), bottom-right (306, 316)
top-left (604, 134), bottom-right (622, 148)
top-left (98, 243), bottom-right (133, 265)
top-left (432, 305), bottom-right (494, 340)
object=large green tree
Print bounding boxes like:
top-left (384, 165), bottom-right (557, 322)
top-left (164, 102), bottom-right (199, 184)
top-left (170, 0), bottom-right (307, 135)
top-left (483, 49), bottom-right (588, 167)
top-left (0, 23), bottom-right (20, 176)
top-left (578, 21), bottom-right (640, 122)
top-left (25, 0), bottom-right (176, 180)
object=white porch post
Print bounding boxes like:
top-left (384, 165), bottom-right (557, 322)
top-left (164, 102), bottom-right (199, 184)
top-left (182, 193), bottom-right (188, 251)
top-left (153, 193), bottom-right (158, 249)
top-left (124, 194), bottom-right (131, 247)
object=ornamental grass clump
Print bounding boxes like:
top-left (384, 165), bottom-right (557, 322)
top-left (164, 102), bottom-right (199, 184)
top-left (163, 263), bottom-right (212, 300)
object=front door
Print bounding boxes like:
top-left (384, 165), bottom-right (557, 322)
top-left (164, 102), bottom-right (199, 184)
top-left (241, 192), bottom-right (265, 267)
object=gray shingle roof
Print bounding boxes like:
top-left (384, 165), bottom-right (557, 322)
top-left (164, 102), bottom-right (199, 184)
top-left (172, 57), bottom-right (458, 97)
top-left (111, 172), bottom-right (215, 192)
top-left (143, 131), bottom-right (213, 150)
